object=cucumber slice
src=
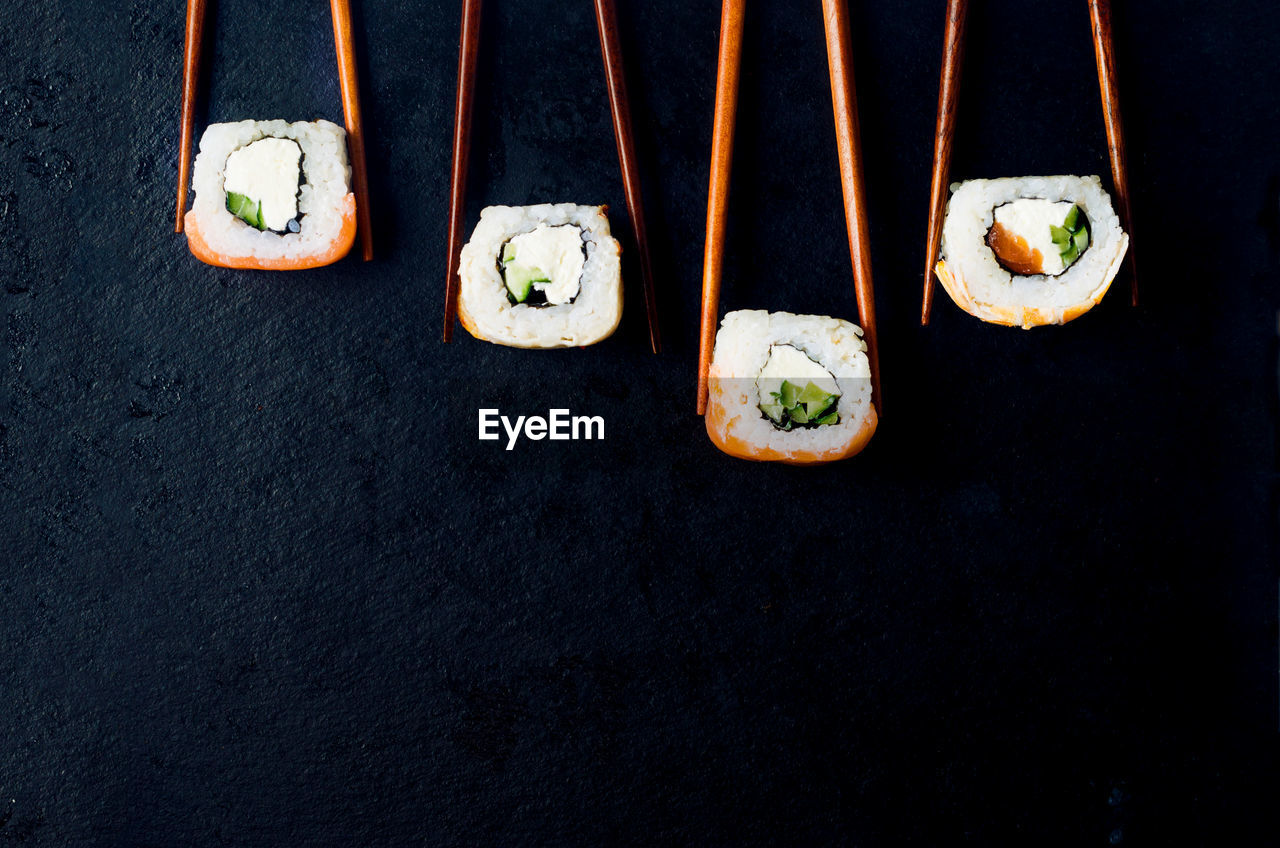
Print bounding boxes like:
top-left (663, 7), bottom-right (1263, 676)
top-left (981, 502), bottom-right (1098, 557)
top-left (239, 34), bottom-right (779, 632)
top-left (789, 405), bottom-right (810, 425)
top-left (814, 411), bottom-right (839, 426)
top-left (760, 403), bottom-right (785, 424)
top-left (501, 243), bottom-right (517, 266)
top-left (779, 381), bottom-right (800, 409)
top-left (1063, 204), bottom-right (1080, 231)
top-left (1072, 227), bottom-right (1089, 252)
top-left (1049, 224), bottom-right (1071, 246)
top-left (805, 396), bottom-right (837, 420)
top-left (799, 381), bottom-right (838, 419)
top-left (504, 263), bottom-right (547, 303)
top-left (798, 381), bottom-right (831, 405)
top-left (227, 192), bottom-right (265, 229)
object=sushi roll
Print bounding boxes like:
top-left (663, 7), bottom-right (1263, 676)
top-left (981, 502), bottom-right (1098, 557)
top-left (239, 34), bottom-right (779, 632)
top-left (705, 310), bottom-right (877, 465)
top-left (184, 120), bottom-right (356, 270)
top-left (934, 175), bottom-right (1129, 328)
top-left (457, 204), bottom-right (623, 349)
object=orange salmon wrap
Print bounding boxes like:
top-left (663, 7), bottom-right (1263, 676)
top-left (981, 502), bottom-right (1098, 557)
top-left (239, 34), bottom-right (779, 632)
top-left (186, 193), bottom-right (356, 271)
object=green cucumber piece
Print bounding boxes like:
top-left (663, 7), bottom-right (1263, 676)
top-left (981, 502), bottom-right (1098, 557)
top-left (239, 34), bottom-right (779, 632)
top-left (760, 403), bottom-right (785, 424)
top-left (501, 243), bottom-right (517, 266)
top-left (789, 405), bottom-right (810, 425)
top-left (779, 381), bottom-right (800, 409)
top-left (805, 396), bottom-right (837, 420)
top-left (1072, 227), bottom-right (1089, 252)
top-left (800, 381), bottom-right (838, 419)
top-left (1049, 224), bottom-right (1072, 246)
top-left (227, 192), bottom-right (265, 229)
top-left (814, 411), bottom-right (840, 426)
top-left (226, 192), bottom-right (252, 218)
top-left (1063, 204), bottom-right (1080, 231)
top-left (798, 381), bottom-right (831, 405)
top-left (504, 263), bottom-right (548, 303)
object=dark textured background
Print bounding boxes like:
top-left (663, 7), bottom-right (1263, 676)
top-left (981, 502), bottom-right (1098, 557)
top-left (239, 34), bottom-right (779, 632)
top-left (1, 0), bottom-right (1277, 844)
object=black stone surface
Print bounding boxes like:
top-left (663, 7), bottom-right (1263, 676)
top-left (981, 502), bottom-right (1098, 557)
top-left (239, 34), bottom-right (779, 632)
top-left (1, 0), bottom-right (1277, 844)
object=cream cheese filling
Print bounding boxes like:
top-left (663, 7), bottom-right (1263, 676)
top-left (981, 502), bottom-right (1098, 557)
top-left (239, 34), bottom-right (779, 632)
top-left (223, 138), bottom-right (302, 231)
top-left (991, 198), bottom-right (1078, 276)
top-left (506, 225), bottom-right (585, 305)
top-left (756, 344), bottom-right (839, 407)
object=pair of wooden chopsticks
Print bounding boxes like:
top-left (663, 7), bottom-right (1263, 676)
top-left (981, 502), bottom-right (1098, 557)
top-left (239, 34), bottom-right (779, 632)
top-left (920, 0), bottom-right (1138, 324)
top-left (696, 0), bottom-right (882, 416)
top-left (174, 0), bottom-right (375, 263)
top-left (441, 0), bottom-right (663, 353)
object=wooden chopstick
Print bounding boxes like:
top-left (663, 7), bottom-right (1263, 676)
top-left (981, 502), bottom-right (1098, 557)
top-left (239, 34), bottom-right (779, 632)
top-left (331, 0), bottom-right (374, 261)
top-left (821, 0), bottom-right (881, 412)
top-left (174, 0), bottom-right (207, 233)
top-left (443, 0), bottom-right (483, 342)
top-left (1088, 0), bottom-right (1138, 306)
top-left (697, 0), bottom-right (746, 415)
top-left (593, 0), bottom-right (662, 354)
top-left (920, 0), bottom-right (968, 325)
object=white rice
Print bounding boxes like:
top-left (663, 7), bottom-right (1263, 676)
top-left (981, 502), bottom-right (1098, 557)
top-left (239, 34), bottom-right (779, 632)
top-left (707, 310), bottom-right (873, 458)
top-left (939, 175), bottom-right (1129, 327)
top-left (186, 119), bottom-right (351, 262)
top-left (457, 204), bottom-right (622, 348)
